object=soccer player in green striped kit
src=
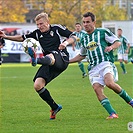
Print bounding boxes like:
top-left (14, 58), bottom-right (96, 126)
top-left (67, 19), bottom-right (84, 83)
top-left (117, 28), bottom-right (132, 74)
top-left (67, 12), bottom-right (133, 119)
top-left (72, 23), bottom-right (87, 78)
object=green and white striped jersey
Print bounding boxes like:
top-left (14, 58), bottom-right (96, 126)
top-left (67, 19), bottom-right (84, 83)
top-left (73, 30), bottom-right (87, 50)
top-left (117, 35), bottom-right (129, 54)
top-left (80, 28), bottom-right (120, 67)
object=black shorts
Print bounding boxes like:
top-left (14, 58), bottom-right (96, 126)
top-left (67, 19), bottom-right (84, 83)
top-left (33, 51), bottom-right (69, 85)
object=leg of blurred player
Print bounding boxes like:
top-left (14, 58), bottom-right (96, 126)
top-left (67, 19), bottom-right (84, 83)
top-left (118, 53), bottom-right (132, 74)
top-left (78, 61), bottom-right (87, 78)
top-left (118, 53), bottom-right (126, 74)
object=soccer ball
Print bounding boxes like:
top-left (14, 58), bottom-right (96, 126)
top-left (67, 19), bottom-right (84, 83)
top-left (22, 38), bottom-right (38, 53)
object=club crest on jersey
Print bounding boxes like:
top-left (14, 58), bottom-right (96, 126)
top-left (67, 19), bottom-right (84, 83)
top-left (86, 41), bottom-right (98, 51)
top-left (50, 31), bottom-right (54, 36)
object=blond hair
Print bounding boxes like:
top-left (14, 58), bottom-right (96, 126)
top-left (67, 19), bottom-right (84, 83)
top-left (35, 12), bottom-right (49, 22)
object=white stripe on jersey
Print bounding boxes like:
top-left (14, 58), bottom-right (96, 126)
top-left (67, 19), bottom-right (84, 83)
top-left (36, 32), bottom-right (39, 40)
top-left (98, 31), bottom-right (104, 62)
top-left (92, 33), bottom-right (99, 65)
top-left (56, 29), bottom-right (66, 43)
top-left (51, 24), bottom-right (66, 30)
top-left (105, 33), bottom-right (118, 44)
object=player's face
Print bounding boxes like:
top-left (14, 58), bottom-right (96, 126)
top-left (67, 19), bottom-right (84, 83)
top-left (117, 30), bottom-right (122, 37)
top-left (82, 16), bottom-right (96, 34)
top-left (36, 18), bottom-right (50, 32)
top-left (75, 24), bottom-right (82, 32)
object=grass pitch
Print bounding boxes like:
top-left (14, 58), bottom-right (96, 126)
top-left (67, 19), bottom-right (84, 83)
top-left (0, 62), bottom-right (133, 133)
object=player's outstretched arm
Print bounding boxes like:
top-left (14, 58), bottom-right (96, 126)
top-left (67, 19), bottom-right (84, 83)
top-left (69, 54), bottom-right (85, 63)
top-left (59, 36), bottom-right (78, 50)
top-left (0, 30), bottom-right (23, 42)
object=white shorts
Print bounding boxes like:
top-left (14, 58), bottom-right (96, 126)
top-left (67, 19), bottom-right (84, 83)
top-left (117, 53), bottom-right (128, 61)
top-left (88, 61), bottom-right (118, 86)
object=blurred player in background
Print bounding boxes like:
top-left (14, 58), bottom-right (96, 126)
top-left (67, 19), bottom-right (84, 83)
top-left (117, 28), bottom-right (132, 74)
top-left (72, 23), bottom-right (87, 78)
top-left (67, 12), bottom-right (133, 119)
top-left (0, 12), bottom-right (77, 120)
top-left (0, 38), bottom-right (5, 65)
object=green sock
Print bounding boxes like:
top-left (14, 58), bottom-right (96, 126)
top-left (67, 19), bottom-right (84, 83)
top-left (78, 62), bottom-right (86, 74)
top-left (119, 89), bottom-right (132, 103)
top-left (128, 58), bottom-right (131, 62)
top-left (120, 62), bottom-right (126, 73)
top-left (100, 98), bottom-right (117, 115)
top-left (128, 58), bottom-right (133, 63)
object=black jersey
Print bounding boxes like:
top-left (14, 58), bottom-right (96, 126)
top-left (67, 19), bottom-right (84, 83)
top-left (22, 24), bottom-right (73, 55)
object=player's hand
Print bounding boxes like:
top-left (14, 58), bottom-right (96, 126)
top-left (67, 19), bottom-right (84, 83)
top-left (0, 45), bottom-right (4, 49)
top-left (59, 41), bottom-right (69, 50)
top-left (58, 43), bottom-right (66, 50)
top-left (0, 30), bottom-right (6, 38)
top-left (104, 46), bottom-right (113, 52)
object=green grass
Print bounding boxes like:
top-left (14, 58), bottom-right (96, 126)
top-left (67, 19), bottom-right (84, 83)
top-left (0, 62), bottom-right (133, 133)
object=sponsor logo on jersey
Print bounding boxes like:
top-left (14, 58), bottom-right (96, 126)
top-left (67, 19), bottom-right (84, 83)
top-left (86, 41), bottom-right (98, 51)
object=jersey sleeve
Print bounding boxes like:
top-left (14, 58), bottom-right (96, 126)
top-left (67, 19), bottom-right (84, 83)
top-left (123, 37), bottom-right (130, 44)
top-left (22, 30), bottom-right (38, 40)
top-left (80, 47), bottom-right (87, 56)
top-left (56, 24), bottom-right (73, 38)
top-left (105, 29), bottom-right (120, 44)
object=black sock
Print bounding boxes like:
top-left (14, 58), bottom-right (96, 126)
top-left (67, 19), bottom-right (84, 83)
top-left (37, 88), bottom-right (58, 110)
top-left (37, 56), bottom-right (52, 65)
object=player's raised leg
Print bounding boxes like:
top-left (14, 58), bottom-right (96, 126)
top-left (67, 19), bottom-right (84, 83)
top-left (28, 47), bottom-right (37, 66)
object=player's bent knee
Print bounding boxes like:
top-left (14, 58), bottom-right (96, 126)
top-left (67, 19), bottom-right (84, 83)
top-left (105, 82), bottom-right (115, 89)
top-left (47, 54), bottom-right (55, 65)
top-left (34, 78), bottom-right (46, 91)
top-left (34, 83), bottom-right (43, 91)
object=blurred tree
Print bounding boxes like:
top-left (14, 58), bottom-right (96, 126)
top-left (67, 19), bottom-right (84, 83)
top-left (0, 0), bottom-right (128, 29)
top-left (0, 0), bottom-right (28, 23)
top-left (80, 0), bottom-right (127, 27)
top-left (22, 0), bottom-right (78, 30)
top-left (44, 0), bottom-right (127, 29)
top-left (103, 4), bottom-right (127, 20)
top-left (46, 0), bottom-right (78, 29)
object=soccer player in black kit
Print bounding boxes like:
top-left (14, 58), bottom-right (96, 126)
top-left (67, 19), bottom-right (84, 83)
top-left (0, 12), bottom-right (77, 120)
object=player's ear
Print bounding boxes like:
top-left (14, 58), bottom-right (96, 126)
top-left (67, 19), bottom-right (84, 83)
top-left (93, 20), bottom-right (96, 25)
top-left (47, 20), bottom-right (50, 25)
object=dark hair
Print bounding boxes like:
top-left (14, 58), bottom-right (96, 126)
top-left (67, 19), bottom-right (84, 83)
top-left (75, 22), bottom-right (81, 26)
top-left (83, 12), bottom-right (96, 22)
top-left (117, 28), bottom-right (122, 31)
